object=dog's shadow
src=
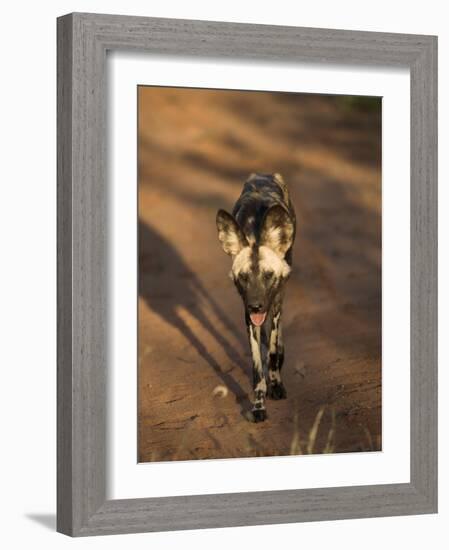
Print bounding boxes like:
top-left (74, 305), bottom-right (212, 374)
top-left (139, 219), bottom-right (251, 413)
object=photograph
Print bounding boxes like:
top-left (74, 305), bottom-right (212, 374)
top-left (138, 86), bottom-right (382, 462)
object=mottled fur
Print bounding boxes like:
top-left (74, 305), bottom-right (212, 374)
top-left (216, 173), bottom-right (296, 421)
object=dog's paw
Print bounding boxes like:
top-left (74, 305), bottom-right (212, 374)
top-left (252, 408), bottom-right (267, 423)
top-left (267, 382), bottom-right (287, 400)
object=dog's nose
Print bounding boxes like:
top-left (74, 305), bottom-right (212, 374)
top-left (250, 303), bottom-right (263, 313)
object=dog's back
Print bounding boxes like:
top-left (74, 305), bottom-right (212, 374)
top-left (233, 173), bottom-right (296, 262)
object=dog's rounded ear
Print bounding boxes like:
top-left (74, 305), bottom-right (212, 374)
top-left (260, 205), bottom-right (294, 258)
top-left (216, 210), bottom-right (248, 256)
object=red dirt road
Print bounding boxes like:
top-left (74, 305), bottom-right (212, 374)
top-left (138, 87), bottom-right (381, 462)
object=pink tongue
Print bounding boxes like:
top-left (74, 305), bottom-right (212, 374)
top-left (250, 312), bottom-right (267, 326)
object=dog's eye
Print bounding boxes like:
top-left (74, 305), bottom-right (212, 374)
top-left (239, 272), bottom-right (249, 283)
top-left (263, 271), bottom-right (274, 281)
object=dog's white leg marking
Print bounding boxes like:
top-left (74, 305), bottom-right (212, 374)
top-left (268, 313), bottom-right (281, 384)
top-left (268, 313), bottom-right (286, 399)
top-left (248, 324), bottom-right (267, 417)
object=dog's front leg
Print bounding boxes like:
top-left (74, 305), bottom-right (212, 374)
top-left (246, 320), bottom-right (267, 422)
top-left (267, 311), bottom-right (287, 400)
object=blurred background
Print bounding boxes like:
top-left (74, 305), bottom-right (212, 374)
top-left (138, 86), bottom-right (381, 462)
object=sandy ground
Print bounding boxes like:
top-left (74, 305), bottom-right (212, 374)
top-left (138, 87), bottom-right (381, 462)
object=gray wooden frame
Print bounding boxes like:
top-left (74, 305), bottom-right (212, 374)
top-left (57, 12), bottom-right (438, 537)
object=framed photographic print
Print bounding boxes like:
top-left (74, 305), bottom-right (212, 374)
top-left (57, 13), bottom-right (437, 536)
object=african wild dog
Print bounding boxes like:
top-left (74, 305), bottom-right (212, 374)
top-left (216, 173), bottom-right (296, 422)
